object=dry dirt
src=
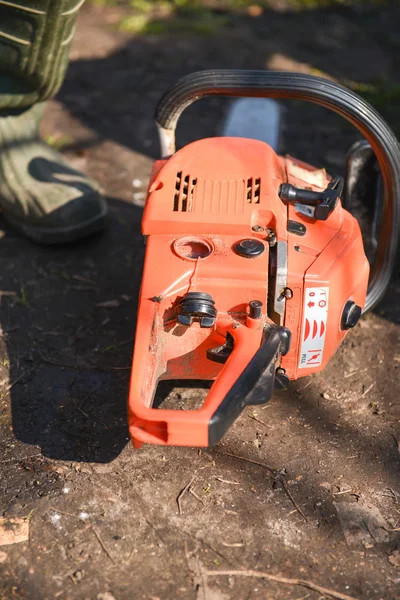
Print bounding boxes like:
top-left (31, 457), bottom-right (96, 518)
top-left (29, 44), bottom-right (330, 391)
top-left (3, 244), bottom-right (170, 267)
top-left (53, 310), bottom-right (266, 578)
top-left (0, 3), bottom-right (400, 599)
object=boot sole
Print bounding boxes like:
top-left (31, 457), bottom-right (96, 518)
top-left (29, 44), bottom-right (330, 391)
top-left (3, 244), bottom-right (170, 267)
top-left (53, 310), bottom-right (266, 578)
top-left (3, 205), bottom-right (108, 246)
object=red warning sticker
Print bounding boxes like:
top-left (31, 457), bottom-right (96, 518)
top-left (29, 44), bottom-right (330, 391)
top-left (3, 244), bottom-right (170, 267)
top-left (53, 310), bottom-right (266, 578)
top-left (298, 287), bottom-right (329, 369)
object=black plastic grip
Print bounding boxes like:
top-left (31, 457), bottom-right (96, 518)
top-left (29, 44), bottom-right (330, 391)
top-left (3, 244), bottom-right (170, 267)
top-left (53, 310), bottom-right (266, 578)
top-left (208, 325), bottom-right (290, 446)
top-left (155, 70), bottom-right (400, 312)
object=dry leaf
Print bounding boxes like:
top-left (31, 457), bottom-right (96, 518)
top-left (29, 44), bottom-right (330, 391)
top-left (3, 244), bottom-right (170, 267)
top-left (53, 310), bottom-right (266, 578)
top-left (248, 4), bottom-right (263, 17)
top-left (0, 518), bottom-right (29, 546)
top-left (389, 550), bottom-right (400, 567)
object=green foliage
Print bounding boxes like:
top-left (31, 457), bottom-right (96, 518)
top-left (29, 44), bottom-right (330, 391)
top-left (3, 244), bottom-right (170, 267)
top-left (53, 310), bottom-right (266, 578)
top-left (349, 78), bottom-right (400, 136)
top-left (350, 80), bottom-right (400, 110)
top-left (120, 0), bottom-right (230, 35)
top-left (291, 0), bottom-right (391, 5)
top-left (93, 0), bottom-right (394, 37)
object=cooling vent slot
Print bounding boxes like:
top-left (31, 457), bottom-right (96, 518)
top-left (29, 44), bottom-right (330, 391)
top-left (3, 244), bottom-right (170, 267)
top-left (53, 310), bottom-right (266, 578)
top-left (246, 178), bottom-right (261, 203)
top-left (173, 172), bottom-right (197, 212)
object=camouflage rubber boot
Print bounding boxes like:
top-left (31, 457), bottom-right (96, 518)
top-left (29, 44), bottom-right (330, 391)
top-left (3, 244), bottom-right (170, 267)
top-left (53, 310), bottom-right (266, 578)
top-left (0, 0), bottom-right (107, 244)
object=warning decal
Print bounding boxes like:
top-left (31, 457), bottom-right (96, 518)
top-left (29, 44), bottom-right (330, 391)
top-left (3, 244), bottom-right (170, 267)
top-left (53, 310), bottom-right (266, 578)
top-left (298, 287), bottom-right (329, 369)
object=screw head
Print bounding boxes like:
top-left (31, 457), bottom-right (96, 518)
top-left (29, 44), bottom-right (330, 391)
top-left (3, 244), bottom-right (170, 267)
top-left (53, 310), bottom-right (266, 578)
top-left (283, 288), bottom-right (293, 299)
top-left (252, 225), bottom-right (264, 233)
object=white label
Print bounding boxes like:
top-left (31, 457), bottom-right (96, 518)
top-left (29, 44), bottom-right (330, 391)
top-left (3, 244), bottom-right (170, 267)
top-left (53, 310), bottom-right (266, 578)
top-left (298, 287), bottom-right (329, 369)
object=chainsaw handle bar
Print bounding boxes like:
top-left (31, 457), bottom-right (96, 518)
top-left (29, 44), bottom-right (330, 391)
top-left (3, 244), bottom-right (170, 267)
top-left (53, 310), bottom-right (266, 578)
top-left (155, 70), bottom-right (400, 311)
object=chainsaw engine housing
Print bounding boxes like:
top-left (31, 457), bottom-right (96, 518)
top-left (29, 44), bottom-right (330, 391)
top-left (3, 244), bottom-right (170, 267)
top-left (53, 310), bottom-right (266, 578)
top-left (128, 136), bottom-right (369, 447)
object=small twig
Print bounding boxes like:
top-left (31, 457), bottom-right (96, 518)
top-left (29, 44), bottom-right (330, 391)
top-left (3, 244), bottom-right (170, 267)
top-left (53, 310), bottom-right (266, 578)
top-left (71, 399), bottom-right (88, 418)
top-left (298, 380), bottom-right (312, 391)
top-left (177, 476), bottom-right (196, 515)
top-left (332, 488), bottom-right (353, 496)
top-left (221, 541), bottom-right (243, 548)
top-left (49, 506), bottom-right (76, 518)
top-left (212, 450), bottom-right (278, 475)
top-left (248, 414), bottom-right (273, 428)
top-left (182, 530), bottom-right (233, 566)
top-left (79, 386), bottom-right (98, 411)
top-left (213, 477), bottom-right (240, 485)
top-left (279, 478), bottom-right (308, 522)
top-left (204, 569), bottom-right (359, 600)
top-left (213, 450), bottom-right (307, 521)
top-left (189, 487), bottom-right (205, 506)
top-left (361, 382), bottom-right (374, 398)
top-left (383, 487), bottom-right (399, 504)
top-left (90, 526), bottom-right (116, 565)
top-left (4, 368), bottom-right (33, 392)
top-left (71, 274), bottom-right (96, 286)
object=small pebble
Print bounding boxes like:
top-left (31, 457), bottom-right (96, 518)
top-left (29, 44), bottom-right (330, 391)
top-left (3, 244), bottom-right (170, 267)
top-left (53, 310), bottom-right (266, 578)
top-left (322, 392), bottom-right (330, 400)
top-left (133, 191), bottom-right (146, 206)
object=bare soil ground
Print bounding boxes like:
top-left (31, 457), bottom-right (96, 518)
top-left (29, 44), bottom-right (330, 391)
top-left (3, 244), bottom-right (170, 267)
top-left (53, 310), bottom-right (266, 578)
top-left (1, 3), bottom-right (400, 599)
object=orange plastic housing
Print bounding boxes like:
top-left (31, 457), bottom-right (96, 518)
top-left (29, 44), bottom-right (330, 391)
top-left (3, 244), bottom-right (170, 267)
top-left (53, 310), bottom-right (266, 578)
top-left (128, 137), bottom-right (369, 448)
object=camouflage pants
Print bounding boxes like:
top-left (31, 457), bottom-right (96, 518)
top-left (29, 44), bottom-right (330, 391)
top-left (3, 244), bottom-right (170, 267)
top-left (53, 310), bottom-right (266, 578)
top-left (0, 0), bottom-right (84, 111)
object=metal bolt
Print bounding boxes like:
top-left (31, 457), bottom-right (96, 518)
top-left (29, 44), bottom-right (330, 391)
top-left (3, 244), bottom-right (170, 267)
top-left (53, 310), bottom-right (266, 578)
top-left (252, 225), bottom-right (264, 233)
top-left (249, 300), bottom-right (263, 319)
top-left (275, 367), bottom-right (290, 390)
top-left (283, 287), bottom-right (293, 299)
top-left (266, 229), bottom-right (277, 247)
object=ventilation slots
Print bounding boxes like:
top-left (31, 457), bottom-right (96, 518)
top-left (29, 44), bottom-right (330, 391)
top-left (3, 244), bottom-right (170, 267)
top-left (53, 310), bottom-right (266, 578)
top-left (246, 178), bottom-right (261, 203)
top-left (173, 172), bottom-right (197, 211)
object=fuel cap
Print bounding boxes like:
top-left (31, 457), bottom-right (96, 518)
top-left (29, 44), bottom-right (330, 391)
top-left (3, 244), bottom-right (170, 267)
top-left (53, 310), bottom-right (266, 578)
top-left (234, 239), bottom-right (265, 258)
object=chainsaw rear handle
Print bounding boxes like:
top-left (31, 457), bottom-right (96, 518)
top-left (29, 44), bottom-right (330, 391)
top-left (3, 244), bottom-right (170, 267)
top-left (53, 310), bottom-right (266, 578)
top-left (155, 70), bottom-right (400, 312)
top-left (129, 322), bottom-right (289, 447)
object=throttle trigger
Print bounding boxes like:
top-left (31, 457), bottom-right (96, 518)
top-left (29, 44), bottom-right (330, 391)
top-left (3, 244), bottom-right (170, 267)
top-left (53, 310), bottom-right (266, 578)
top-left (207, 333), bottom-right (234, 364)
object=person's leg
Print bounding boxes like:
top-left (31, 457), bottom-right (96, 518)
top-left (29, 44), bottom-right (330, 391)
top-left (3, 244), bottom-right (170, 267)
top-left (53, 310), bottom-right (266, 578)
top-left (0, 0), bottom-right (107, 244)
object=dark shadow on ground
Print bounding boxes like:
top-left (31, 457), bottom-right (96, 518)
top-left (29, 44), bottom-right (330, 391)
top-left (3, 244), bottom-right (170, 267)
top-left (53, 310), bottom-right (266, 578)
top-left (0, 193), bottom-right (143, 467)
top-left (1, 1), bottom-right (399, 482)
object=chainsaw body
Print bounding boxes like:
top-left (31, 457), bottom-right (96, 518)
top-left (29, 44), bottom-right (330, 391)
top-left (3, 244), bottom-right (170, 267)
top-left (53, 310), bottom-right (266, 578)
top-left (128, 71), bottom-right (400, 448)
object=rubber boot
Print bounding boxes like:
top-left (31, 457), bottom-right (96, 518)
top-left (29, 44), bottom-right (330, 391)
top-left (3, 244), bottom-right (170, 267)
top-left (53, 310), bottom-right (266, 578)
top-left (0, 0), bottom-right (107, 244)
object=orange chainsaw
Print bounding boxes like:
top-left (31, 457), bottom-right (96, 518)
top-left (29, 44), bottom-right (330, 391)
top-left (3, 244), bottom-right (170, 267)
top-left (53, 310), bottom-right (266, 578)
top-left (128, 71), bottom-right (400, 448)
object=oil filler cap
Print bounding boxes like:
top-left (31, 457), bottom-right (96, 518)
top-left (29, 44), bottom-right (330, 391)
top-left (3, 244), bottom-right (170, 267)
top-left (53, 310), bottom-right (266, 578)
top-left (341, 300), bottom-right (362, 330)
top-left (234, 239), bottom-right (265, 258)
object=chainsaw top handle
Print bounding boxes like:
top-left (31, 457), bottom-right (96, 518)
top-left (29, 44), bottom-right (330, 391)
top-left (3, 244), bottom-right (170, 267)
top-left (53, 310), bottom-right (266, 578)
top-left (155, 70), bottom-right (400, 312)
